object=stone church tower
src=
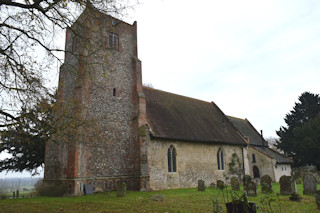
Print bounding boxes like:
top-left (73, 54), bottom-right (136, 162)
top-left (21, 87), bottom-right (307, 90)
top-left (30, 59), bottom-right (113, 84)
top-left (44, 7), bottom-right (149, 195)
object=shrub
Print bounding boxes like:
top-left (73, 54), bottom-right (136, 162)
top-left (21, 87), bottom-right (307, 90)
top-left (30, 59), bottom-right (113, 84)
top-left (34, 179), bottom-right (67, 197)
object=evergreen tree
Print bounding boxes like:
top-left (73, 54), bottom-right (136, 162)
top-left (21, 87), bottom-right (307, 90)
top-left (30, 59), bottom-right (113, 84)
top-left (292, 113), bottom-right (320, 168)
top-left (0, 94), bottom-right (55, 175)
top-left (276, 92), bottom-right (320, 167)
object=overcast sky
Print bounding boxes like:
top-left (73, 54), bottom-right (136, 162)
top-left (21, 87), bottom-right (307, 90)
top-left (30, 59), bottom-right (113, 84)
top-left (2, 0), bottom-right (320, 178)
top-left (130, 0), bottom-right (320, 138)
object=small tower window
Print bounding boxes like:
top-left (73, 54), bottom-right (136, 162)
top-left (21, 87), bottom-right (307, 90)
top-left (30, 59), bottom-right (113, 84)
top-left (108, 32), bottom-right (119, 50)
top-left (112, 88), bottom-right (116, 96)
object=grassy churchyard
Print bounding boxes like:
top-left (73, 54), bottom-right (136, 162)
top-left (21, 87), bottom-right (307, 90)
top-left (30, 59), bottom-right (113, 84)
top-left (0, 183), bottom-right (318, 213)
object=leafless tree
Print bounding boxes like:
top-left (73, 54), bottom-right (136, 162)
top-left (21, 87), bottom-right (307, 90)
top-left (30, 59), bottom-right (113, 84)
top-left (0, 0), bottom-right (136, 128)
top-left (265, 136), bottom-right (278, 149)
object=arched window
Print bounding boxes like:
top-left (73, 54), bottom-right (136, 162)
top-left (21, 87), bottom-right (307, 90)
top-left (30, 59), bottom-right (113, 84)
top-left (252, 154), bottom-right (256, 163)
top-left (167, 145), bottom-right (177, 172)
top-left (253, 166), bottom-right (260, 178)
top-left (217, 148), bottom-right (224, 170)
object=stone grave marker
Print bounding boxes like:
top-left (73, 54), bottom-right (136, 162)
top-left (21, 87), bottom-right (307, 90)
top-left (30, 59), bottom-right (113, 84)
top-left (292, 179), bottom-right (297, 193)
top-left (84, 184), bottom-right (93, 195)
top-left (303, 172), bottom-right (317, 195)
top-left (216, 180), bottom-right (225, 190)
top-left (314, 190), bottom-right (320, 209)
top-left (231, 177), bottom-right (240, 191)
top-left (198, 180), bottom-right (205, 191)
top-left (116, 182), bottom-right (126, 197)
top-left (150, 194), bottom-right (165, 201)
top-left (244, 180), bottom-right (257, 197)
top-left (279, 176), bottom-right (293, 195)
top-left (253, 178), bottom-right (260, 185)
top-left (261, 175), bottom-right (273, 194)
top-left (16, 190), bottom-right (19, 198)
top-left (209, 183), bottom-right (216, 189)
top-left (243, 175), bottom-right (251, 186)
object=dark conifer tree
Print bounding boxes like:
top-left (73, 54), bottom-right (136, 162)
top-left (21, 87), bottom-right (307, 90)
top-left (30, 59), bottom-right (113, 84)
top-left (276, 92), bottom-right (320, 167)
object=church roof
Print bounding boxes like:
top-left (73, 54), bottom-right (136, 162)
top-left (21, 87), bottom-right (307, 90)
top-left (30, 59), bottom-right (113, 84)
top-left (252, 146), bottom-right (293, 164)
top-left (227, 116), bottom-right (268, 147)
top-left (227, 116), bottom-right (293, 164)
top-left (143, 87), bottom-right (247, 146)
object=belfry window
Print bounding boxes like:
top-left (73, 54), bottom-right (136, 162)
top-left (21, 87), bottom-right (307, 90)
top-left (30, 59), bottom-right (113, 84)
top-left (217, 148), bottom-right (224, 170)
top-left (167, 145), bottom-right (177, 172)
top-left (113, 88), bottom-right (116, 96)
top-left (108, 32), bottom-right (119, 50)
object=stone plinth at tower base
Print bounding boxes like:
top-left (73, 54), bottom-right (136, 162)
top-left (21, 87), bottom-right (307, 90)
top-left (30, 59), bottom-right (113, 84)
top-left (43, 176), bottom-right (149, 196)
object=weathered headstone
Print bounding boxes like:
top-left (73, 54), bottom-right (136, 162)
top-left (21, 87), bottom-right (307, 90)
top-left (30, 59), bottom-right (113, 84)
top-left (314, 190), bottom-right (320, 209)
top-left (279, 176), bottom-right (293, 195)
top-left (231, 177), bottom-right (240, 191)
top-left (198, 180), bottom-right (205, 191)
top-left (292, 179), bottom-right (297, 193)
top-left (253, 178), bottom-right (260, 186)
top-left (16, 190), bottom-right (19, 198)
top-left (261, 175), bottom-right (273, 194)
top-left (150, 194), bottom-right (165, 201)
top-left (217, 180), bottom-right (225, 190)
top-left (243, 175), bottom-right (251, 186)
top-left (84, 184), bottom-right (93, 195)
top-left (116, 182), bottom-right (126, 197)
top-left (209, 183), bottom-right (216, 189)
top-left (12, 191), bottom-right (15, 199)
top-left (303, 173), bottom-right (317, 195)
top-left (244, 180), bottom-right (257, 197)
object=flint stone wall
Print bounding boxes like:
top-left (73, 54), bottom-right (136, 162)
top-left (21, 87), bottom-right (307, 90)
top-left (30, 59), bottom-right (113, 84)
top-left (147, 140), bottom-right (243, 190)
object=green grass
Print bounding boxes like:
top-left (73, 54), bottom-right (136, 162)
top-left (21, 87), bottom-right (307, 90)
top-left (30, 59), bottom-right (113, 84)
top-left (0, 183), bottom-right (318, 213)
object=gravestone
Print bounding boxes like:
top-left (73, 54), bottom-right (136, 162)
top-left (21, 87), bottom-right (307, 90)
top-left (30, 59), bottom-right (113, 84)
top-left (292, 179), bottom-right (297, 193)
top-left (231, 177), bottom-right (240, 191)
top-left (279, 176), bottom-right (293, 195)
top-left (315, 190), bottom-right (320, 209)
top-left (244, 180), bottom-right (257, 197)
top-left (116, 182), bottom-right (126, 197)
top-left (150, 194), bottom-right (165, 201)
top-left (198, 180), bottom-right (205, 191)
top-left (217, 180), bottom-right (225, 190)
top-left (303, 173), bottom-right (317, 195)
top-left (84, 184), bottom-right (93, 195)
top-left (253, 178), bottom-right (260, 186)
top-left (261, 175), bottom-right (273, 194)
top-left (243, 175), bottom-right (251, 186)
top-left (209, 183), bottom-right (216, 189)
top-left (16, 190), bottom-right (19, 198)
top-left (12, 191), bottom-right (15, 199)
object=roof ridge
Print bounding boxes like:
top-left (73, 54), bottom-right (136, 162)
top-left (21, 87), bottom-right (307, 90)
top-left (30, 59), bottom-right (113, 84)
top-left (143, 86), bottom-right (212, 105)
top-left (227, 115), bottom-right (246, 121)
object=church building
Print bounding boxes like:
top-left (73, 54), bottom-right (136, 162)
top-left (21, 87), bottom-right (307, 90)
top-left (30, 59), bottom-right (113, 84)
top-left (44, 8), bottom-right (288, 195)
